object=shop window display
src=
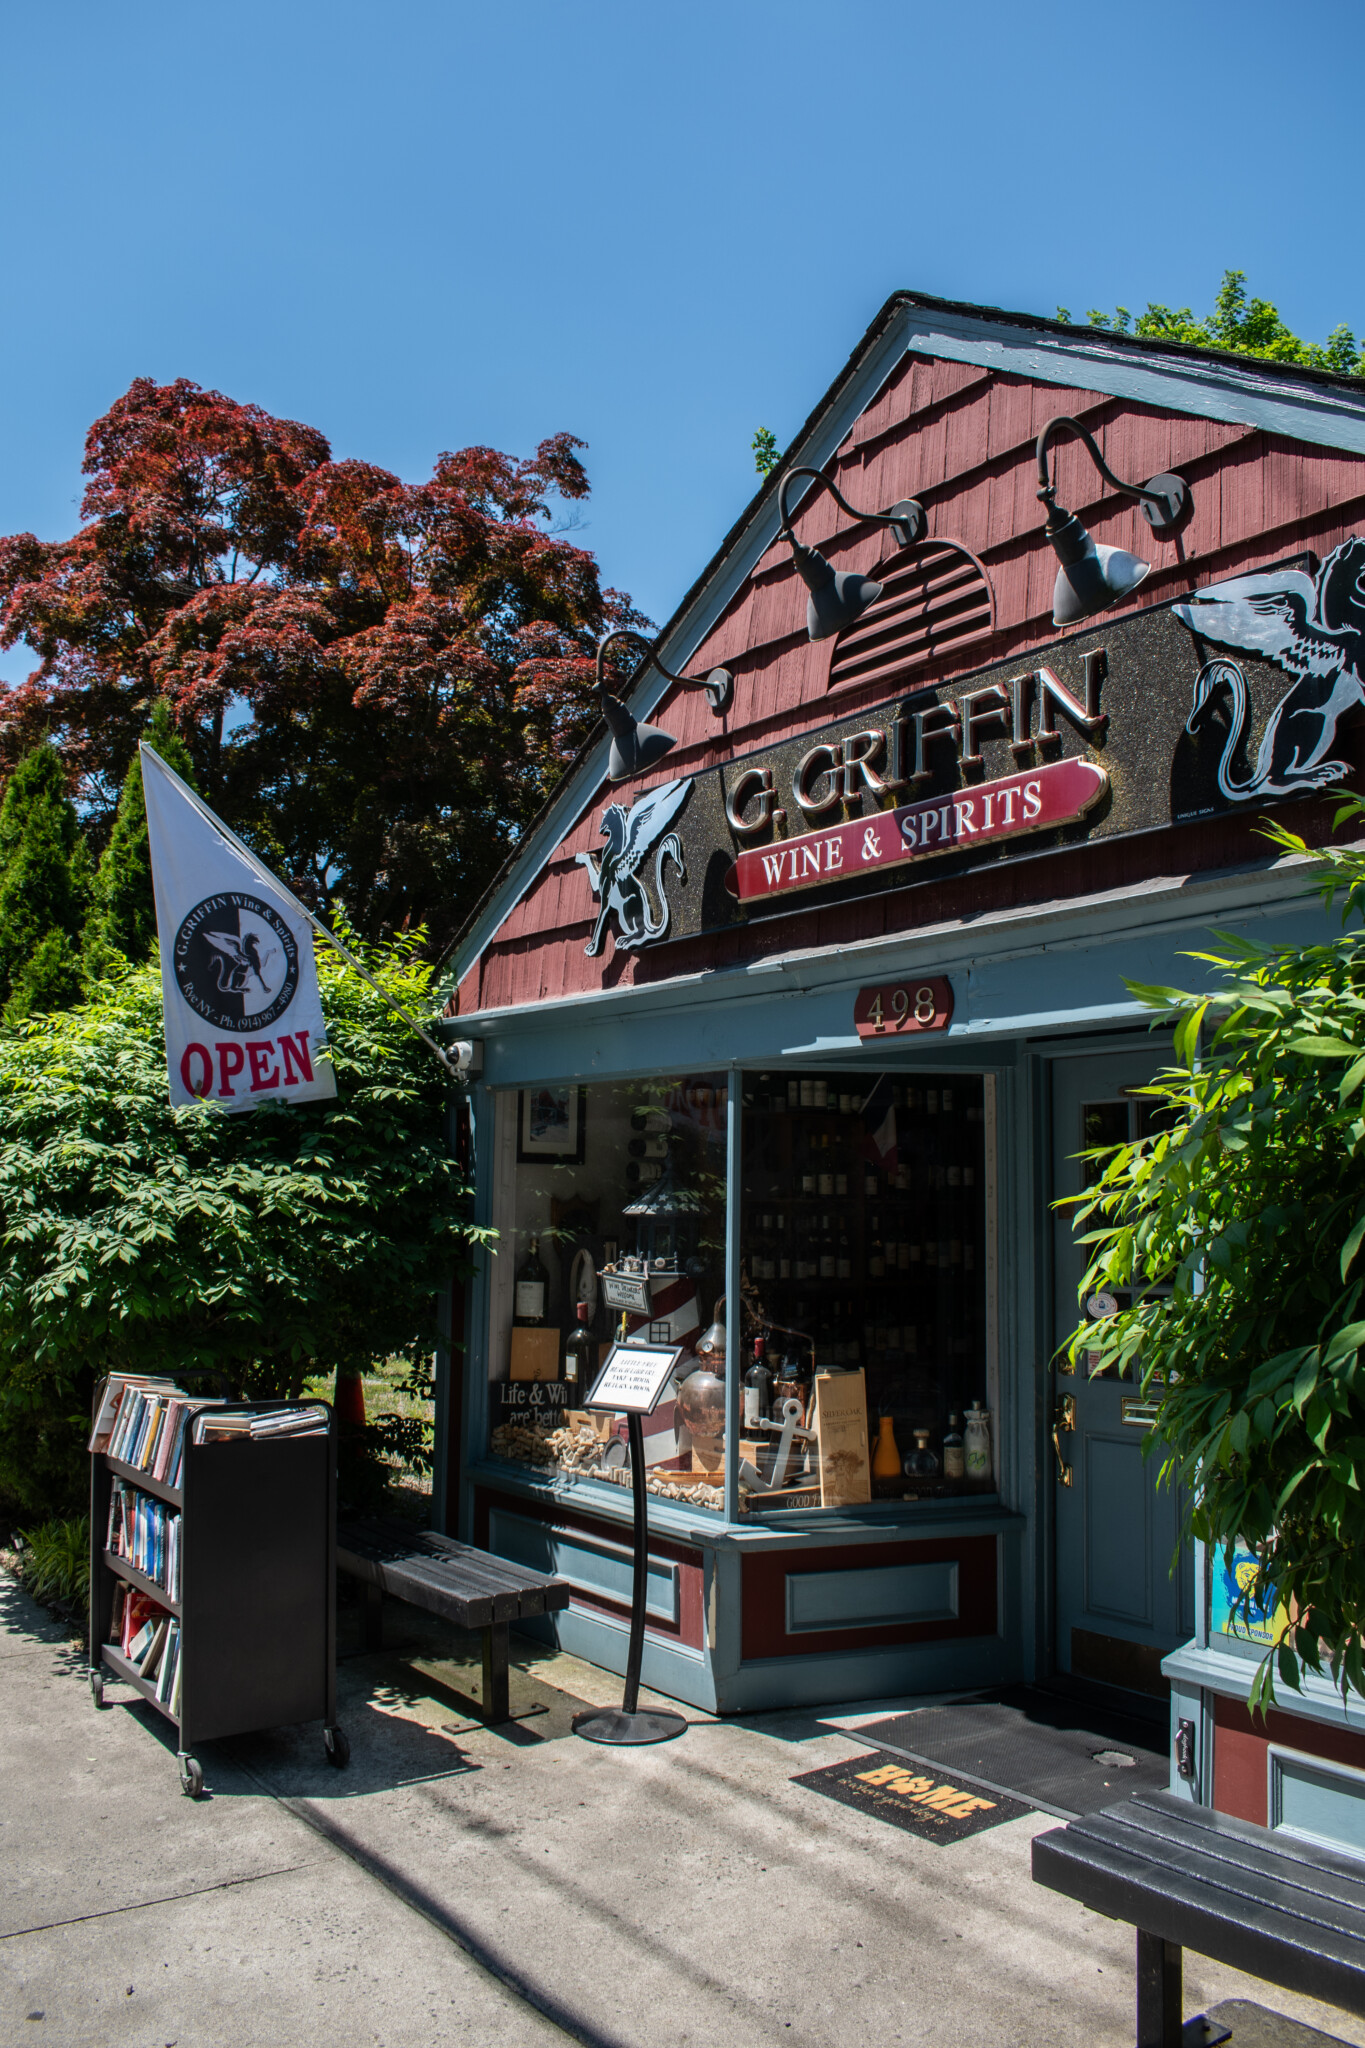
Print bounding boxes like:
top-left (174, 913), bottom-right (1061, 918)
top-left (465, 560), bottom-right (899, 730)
top-left (738, 1070), bottom-right (993, 1509)
top-left (486, 1066), bottom-right (993, 1520)
top-left (488, 1076), bottom-right (728, 1512)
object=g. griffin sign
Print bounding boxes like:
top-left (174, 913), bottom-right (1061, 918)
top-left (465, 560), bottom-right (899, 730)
top-left (566, 555), bottom-right (1349, 952)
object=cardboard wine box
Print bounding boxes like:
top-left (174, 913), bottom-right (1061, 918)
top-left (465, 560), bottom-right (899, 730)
top-left (509, 1327), bottom-right (561, 1382)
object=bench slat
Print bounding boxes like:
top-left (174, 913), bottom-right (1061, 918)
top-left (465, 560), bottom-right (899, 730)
top-left (337, 1548), bottom-right (496, 1627)
top-left (1102, 1796), bottom-right (1365, 1926)
top-left (1032, 1826), bottom-right (1365, 2019)
top-left (1063, 1811), bottom-right (1365, 1948)
top-left (336, 1521), bottom-right (572, 1626)
top-left (341, 1522), bottom-right (565, 1602)
top-left (1128, 1792), bottom-right (1365, 1903)
top-left (364, 1554), bottom-right (516, 1623)
top-left (356, 1521), bottom-right (566, 1597)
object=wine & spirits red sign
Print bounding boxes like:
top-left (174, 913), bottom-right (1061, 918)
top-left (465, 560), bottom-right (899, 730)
top-left (725, 756), bottom-right (1108, 906)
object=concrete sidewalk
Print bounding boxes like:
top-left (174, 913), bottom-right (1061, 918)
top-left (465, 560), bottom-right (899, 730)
top-left (3, 1572), bottom-right (1361, 2048)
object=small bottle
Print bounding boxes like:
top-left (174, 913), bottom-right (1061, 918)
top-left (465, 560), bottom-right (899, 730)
top-left (564, 1301), bottom-right (593, 1393)
top-left (964, 1401), bottom-right (992, 1488)
top-left (837, 1230), bottom-right (852, 1280)
top-left (863, 1164), bottom-right (878, 1197)
top-left (744, 1337), bottom-right (773, 1428)
top-left (942, 1412), bottom-right (965, 1484)
top-left (514, 1235), bottom-right (548, 1325)
top-left (903, 1429), bottom-right (939, 1482)
top-left (872, 1414), bottom-right (901, 1481)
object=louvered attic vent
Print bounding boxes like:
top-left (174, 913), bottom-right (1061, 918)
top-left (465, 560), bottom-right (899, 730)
top-left (827, 539), bottom-right (995, 694)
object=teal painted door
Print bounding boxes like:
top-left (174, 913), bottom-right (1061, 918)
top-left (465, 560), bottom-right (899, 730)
top-left (1051, 1050), bottom-right (1193, 1696)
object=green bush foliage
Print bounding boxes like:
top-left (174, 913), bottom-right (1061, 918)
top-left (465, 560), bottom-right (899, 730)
top-left (84, 701), bottom-right (197, 978)
top-left (0, 923), bottom-right (485, 1524)
top-left (1058, 270), bottom-right (1364, 378)
top-left (0, 741), bottom-right (91, 1024)
top-left (1068, 803), bottom-right (1365, 1707)
top-left (15, 1515), bottom-right (89, 1614)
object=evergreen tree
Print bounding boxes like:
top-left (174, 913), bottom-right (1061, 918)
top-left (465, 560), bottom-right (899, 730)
top-left (84, 700), bottom-right (198, 978)
top-left (0, 742), bottom-right (91, 1024)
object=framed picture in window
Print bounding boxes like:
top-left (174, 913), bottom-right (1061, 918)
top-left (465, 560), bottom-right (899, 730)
top-left (517, 1085), bottom-right (587, 1164)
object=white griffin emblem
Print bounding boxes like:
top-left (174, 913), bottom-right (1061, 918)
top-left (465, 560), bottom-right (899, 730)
top-left (1174, 537), bottom-right (1365, 800)
top-left (574, 778), bottom-right (690, 957)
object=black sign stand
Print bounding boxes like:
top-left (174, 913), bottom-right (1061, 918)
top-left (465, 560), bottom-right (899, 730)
top-left (572, 1346), bottom-right (688, 1747)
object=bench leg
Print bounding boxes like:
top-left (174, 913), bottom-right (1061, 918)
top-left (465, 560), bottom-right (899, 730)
top-left (363, 1580), bottom-right (383, 1654)
top-left (482, 1623), bottom-right (510, 1724)
top-left (1136, 1930), bottom-right (1182, 2048)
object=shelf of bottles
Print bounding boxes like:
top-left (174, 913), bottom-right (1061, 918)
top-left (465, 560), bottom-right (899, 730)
top-left (740, 1069), bottom-right (989, 1501)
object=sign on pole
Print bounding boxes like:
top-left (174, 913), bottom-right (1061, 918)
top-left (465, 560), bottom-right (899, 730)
top-left (142, 747), bottom-right (337, 1112)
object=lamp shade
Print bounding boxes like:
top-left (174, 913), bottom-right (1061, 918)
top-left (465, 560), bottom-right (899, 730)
top-left (1045, 505), bottom-right (1150, 628)
top-left (600, 688), bottom-right (677, 782)
top-left (790, 537), bottom-right (884, 642)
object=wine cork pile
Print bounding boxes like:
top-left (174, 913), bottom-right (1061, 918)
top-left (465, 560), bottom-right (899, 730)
top-left (491, 1417), bottom-right (722, 1509)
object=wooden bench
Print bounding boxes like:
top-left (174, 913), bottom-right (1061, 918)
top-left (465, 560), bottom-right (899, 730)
top-left (336, 1518), bottom-right (571, 1725)
top-left (1032, 1789), bottom-right (1365, 2047)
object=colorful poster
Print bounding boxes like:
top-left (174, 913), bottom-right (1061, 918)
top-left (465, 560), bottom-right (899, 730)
top-left (1210, 1542), bottom-right (1290, 1646)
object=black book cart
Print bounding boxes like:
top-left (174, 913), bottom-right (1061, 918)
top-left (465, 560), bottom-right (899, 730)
top-left (89, 1400), bottom-right (345, 1796)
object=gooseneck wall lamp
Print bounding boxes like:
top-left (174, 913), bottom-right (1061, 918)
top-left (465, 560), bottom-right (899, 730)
top-left (595, 629), bottom-right (734, 783)
top-left (777, 466), bottom-right (928, 642)
top-left (1036, 416), bottom-right (1189, 629)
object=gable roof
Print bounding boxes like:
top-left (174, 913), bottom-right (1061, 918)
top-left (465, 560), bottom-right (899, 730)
top-left (444, 288), bottom-right (1365, 996)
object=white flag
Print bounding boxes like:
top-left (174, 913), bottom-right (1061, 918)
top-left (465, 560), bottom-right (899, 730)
top-left (141, 747), bottom-right (337, 1112)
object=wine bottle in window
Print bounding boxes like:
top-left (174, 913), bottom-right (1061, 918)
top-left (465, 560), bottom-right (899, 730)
top-left (564, 1301), bottom-right (593, 1394)
top-left (514, 1236), bottom-right (549, 1325)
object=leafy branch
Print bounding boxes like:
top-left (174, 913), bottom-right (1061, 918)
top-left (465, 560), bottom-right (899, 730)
top-left (1063, 797), bottom-right (1365, 1709)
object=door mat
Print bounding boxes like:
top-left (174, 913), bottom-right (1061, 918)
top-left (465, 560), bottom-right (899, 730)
top-left (792, 1752), bottom-right (1030, 1842)
top-left (852, 1684), bottom-right (1169, 1820)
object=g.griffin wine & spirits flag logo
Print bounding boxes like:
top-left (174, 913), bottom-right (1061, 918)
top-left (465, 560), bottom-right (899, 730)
top-left (142, 745), bottom-right (337, 1112)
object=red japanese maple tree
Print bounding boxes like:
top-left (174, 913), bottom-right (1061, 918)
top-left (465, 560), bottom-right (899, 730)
top-left (0, 378), bottom-right (646, 948)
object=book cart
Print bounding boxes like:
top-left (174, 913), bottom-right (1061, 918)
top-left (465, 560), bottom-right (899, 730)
top-left (89, 1400), bottom-right (346, 1797)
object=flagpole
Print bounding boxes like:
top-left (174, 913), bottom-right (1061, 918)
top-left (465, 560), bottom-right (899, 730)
top-left (139, 744), bottom-right (458, 1078)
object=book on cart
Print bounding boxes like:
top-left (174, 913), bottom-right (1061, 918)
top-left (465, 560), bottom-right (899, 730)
top-left (89, 1387), bottom-right (344, 1798)
top-left (88, 1375), bottom-right (180, 1456)
top-left (190, 1403), bottom-right (328, 1445)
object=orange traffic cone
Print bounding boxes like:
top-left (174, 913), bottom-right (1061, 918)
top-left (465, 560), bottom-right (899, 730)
top-left (334, 1367), bottom-right (367, 1429)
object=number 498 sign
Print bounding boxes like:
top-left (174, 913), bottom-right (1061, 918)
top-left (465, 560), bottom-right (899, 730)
top-left (854, 976), bottom-right (953, 1039)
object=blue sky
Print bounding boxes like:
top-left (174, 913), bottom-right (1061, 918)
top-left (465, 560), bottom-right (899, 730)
top-left (2, 0), bottom-right (1362, 683)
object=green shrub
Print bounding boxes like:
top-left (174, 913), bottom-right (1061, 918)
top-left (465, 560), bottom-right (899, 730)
top-left (1067, 801), bottom-right (1365, 1707)
top-left (15, 1515), bottom-right (89, 1613)
top-left (0, 922), bottom-right (486, 1524)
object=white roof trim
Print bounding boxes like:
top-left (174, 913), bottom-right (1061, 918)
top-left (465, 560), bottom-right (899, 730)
top-left (450, 300), bottom-right (1365, 989)
top-left (905, 303), bottom-right (1365, 457)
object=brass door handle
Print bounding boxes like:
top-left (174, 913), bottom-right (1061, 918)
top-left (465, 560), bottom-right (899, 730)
top-left (1052, 1394), bottom-right (1076, 1488)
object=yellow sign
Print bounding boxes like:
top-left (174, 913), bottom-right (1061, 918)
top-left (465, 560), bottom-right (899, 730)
top-left (855, 1761), bottom-right (997, 1820)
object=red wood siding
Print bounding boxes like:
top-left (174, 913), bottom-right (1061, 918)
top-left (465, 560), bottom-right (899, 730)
top-left (1211, 1691), bottom-right (1365, 1828)
top-left (457, 355), bottom-right (1365, 1015)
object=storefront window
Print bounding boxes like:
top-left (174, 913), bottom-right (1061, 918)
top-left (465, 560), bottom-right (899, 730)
top-left (485, 1065), bottom-right (993, 1521)
top-left (738, 1070), bottom-right (993, 1511)
top-left (487, 1075), bottom-right (727, 1512)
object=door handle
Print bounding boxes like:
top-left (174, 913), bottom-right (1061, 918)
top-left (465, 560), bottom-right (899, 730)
top-left (1052, 1393), bottom-right (1076, 1488)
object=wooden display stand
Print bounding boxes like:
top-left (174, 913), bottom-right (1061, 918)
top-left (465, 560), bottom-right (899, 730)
top-left (89, 1398), bottom-right (343, 1797)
